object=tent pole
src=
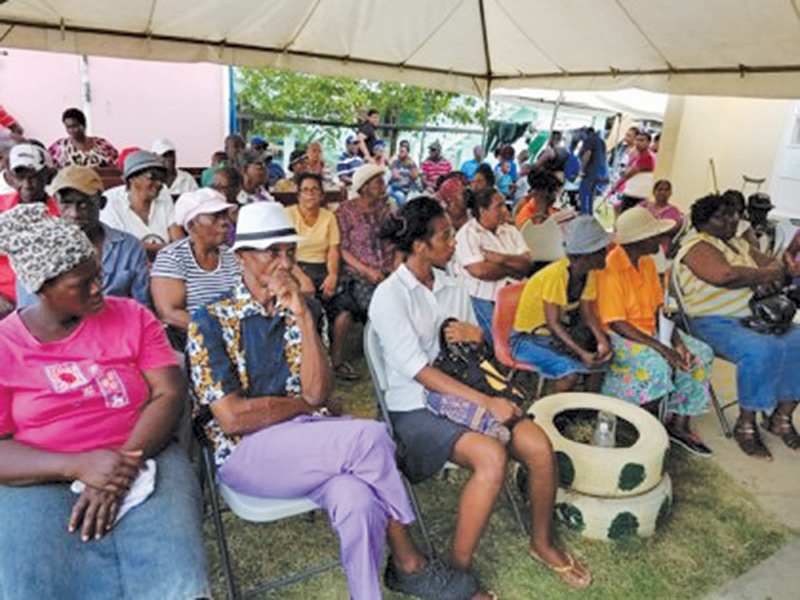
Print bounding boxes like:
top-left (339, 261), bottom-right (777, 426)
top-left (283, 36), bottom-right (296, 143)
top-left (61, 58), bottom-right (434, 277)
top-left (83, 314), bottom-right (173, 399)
top-left (548, 90), bottom-right (564, 133)
top-left (482, 82), bottom-right (491, 149)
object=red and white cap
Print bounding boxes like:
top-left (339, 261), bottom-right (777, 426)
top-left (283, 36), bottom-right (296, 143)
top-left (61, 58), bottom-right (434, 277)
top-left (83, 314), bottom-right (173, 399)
top-left (9, 143), bottom-right (48, 172)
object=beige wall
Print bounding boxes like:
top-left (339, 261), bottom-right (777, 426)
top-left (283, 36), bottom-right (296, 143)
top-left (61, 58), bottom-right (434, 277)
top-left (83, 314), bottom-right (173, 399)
top-left (655, 95), bottom-right (793, 213)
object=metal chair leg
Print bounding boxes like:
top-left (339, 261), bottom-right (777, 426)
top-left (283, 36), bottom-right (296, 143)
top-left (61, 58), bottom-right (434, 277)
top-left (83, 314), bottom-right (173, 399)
top-left (202, 451), bottom-right (239, 600)
top-left (534, 375), bottom-right (546, 400)
top-left (709, 383), bottom-right (733, 438)
top-left (403, 477), bottom-right (437, 559)
top-left (503, 480), bottom-right (528, 536)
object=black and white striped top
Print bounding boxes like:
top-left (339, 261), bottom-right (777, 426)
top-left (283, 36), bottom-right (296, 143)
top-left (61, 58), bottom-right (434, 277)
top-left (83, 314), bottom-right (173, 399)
top-left (152, 238), bottom-right (242, 314)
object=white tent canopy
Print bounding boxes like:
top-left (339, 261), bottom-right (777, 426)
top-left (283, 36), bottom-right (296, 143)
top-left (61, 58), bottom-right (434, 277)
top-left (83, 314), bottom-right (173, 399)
top-left (2, 0), bottom-right (800, 98)
top-left (492, 88), bottom-right (668, 121)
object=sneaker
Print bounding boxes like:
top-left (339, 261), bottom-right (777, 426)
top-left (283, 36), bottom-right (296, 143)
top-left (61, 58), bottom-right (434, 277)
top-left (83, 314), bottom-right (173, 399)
top-left (384, 557), bottom-right (478, 600)
top-left (668, 429), bottom-right (713, 457)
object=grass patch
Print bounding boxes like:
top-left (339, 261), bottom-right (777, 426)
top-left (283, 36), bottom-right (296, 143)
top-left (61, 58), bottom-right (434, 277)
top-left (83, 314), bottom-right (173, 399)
top-left (203, 325), bottom-right (788, 599)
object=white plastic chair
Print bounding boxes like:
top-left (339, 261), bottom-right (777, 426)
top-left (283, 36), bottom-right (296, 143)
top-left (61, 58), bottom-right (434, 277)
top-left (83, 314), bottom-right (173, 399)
top-left (195, 418), bottom-right (339, 599)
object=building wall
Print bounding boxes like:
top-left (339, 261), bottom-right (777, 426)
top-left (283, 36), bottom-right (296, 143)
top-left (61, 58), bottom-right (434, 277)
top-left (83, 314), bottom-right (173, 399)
top-left (656, 95), bottom-right (795, 215)
top-left (0, 48), bottom-right (226, 167)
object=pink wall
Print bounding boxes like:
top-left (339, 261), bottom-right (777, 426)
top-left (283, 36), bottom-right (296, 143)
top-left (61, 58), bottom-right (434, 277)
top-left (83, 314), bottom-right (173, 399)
top-left (0, 49), bottom-right (226, 167)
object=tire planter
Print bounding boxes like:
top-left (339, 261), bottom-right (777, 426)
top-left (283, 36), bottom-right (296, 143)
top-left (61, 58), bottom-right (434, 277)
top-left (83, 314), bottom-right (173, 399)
top-left (529, 392), bottom-right (668, 498)
top-left (554, 473), bottom-right (672, 540)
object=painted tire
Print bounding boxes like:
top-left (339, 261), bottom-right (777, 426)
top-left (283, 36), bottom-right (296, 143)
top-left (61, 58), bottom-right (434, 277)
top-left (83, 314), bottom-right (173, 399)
top-left (529, 392), bottom-right (669, 497)
top-left (554, 473), bottom-right (672, 540)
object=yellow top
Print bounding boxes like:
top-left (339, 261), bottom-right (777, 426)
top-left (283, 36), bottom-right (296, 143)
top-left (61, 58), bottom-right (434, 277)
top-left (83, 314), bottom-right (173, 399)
top-left (286, 205), bottom-right (341, 264)
top-left (675, 232), bottom-right (754, 317)
top-left (513, 258), bottom-right (597, 334)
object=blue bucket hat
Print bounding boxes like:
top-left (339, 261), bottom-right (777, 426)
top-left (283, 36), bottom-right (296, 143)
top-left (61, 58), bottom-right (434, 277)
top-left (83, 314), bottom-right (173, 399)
top-left (564, 216), bottom-right (610, 255)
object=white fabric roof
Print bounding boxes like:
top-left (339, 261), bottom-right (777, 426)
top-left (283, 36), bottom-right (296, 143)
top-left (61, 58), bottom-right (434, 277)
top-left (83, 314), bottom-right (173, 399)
top-left (492, 88), bottom-right (668, 121)
top-left (2, 0), bottom-right (800, 97)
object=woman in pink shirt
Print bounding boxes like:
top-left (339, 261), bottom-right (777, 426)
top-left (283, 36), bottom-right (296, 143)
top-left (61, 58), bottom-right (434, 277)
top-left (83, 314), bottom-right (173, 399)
top-left (0, 204), bottom-right (208, 598)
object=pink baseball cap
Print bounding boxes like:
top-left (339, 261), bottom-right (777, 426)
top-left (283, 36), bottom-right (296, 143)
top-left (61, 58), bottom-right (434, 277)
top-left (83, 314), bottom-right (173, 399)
top-left (174, 188), bottom-right (235, 228)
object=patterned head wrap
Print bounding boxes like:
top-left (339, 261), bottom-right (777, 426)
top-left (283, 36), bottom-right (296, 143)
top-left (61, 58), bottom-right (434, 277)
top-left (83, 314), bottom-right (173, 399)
top-left (0, 203), bottom-right (95, 293)
top-left (435, 177), bottom-right (464, 210)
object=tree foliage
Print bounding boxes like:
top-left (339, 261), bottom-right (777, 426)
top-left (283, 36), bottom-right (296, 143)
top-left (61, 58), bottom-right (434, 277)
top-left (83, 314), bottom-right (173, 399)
top-left (235, 67), bottom-right (482, 146)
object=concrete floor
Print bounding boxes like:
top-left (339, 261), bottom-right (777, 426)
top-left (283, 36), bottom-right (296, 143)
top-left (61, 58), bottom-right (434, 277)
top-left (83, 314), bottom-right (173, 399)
top-left (698, 359), bottom-right (800, 599)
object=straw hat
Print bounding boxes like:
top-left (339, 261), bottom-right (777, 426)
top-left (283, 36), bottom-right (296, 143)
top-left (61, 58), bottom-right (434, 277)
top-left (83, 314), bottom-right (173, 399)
top-left (614, 206), bottom-right (675, 245)
top-left (349, 163), bottom-right (386, 199)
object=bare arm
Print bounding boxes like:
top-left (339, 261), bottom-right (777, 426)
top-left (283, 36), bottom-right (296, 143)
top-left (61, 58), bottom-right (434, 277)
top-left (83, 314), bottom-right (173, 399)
top-left (544, 301), bottom-right (588, 359)
top-left (464, 261), bottom-right (515, 281)
top-left (482, 249), bottom-right (532, 278)
top-left (121, 365), bottom-right (185, 458)
top-left (151, 277), bottom-right (190, 330)
top-left (341, 247), bottom-right (384, 283)
top-left (682, 241), bottom-right (783, 289)
top-left (416, 365), bottom-right (522, 423)
top-left (579, 299), bottom-right (607, 344)
top-left (168, 225), bottom-right (185, 242)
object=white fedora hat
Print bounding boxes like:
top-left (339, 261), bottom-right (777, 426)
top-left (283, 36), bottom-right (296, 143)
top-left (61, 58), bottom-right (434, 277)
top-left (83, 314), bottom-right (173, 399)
top-left (614, 206), bottom-right (675, 245)
top-left (231, 202), bottom-right (301, 251)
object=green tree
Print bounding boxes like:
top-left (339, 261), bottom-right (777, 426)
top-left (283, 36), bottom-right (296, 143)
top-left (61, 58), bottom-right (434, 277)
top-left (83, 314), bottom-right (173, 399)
top-left (235, 67), bottom-right (482, 149)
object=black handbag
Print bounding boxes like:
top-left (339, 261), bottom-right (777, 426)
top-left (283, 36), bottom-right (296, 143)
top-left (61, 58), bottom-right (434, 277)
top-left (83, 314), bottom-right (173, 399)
top-left (741, 292), bottom-right (796, 336)
top-left (433, 318), bottom-right (527, 404)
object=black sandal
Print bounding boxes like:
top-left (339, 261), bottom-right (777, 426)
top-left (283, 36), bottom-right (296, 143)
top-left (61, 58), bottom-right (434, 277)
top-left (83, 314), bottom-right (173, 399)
top-left (333, 362), bottom-right (360, 381)
top-left (764, 412), bottom-right (800, 451)
top-left (733, 422), bottom-right (773, 460)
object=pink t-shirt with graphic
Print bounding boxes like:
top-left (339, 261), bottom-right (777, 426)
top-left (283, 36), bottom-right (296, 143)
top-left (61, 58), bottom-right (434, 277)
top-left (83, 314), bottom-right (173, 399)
top-left (0, 297), bottom-right (178, 453)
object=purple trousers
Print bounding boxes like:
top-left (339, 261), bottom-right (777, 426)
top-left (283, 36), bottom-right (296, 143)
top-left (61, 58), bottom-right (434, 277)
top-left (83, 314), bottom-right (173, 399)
top-left (218, 415), bottom-right (415, 600)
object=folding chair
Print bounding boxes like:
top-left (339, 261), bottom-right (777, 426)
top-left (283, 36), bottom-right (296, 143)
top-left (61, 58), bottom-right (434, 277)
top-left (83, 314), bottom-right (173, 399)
top-left (194, 420), bottom-right (340, 599)
top-left (663, 266), bottom-right (734, 437)
top-left (492, 282), bottom-right (553, 400)
top-left (363, 322), bottom-right (529, 555)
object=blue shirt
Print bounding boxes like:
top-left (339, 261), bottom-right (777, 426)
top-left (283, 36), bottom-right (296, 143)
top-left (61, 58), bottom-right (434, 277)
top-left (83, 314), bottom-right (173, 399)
top-left (460, 159), bottom-right (489, 180)
top-left (494, 160), bottom-right (518, 181)
top-left (17, 223), bottom-right (150, 308)
top-left (581, 132), bottom-right (607, 179)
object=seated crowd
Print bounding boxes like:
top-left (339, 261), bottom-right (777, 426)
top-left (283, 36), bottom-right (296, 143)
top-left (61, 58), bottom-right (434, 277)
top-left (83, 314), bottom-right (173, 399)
top-left (1, 110), bottom-right (799, 599)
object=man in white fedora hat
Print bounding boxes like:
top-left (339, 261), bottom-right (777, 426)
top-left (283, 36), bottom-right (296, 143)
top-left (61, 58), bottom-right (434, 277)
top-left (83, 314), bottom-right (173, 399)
top-left (596, 206), bottom-right (714, 456)
top-left (187, 202), bottom-right (478, 600)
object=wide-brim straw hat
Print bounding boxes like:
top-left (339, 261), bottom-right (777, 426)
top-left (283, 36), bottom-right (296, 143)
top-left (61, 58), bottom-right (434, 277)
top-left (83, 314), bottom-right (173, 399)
top-left (614, 206), bottom-right (675, 245)
top-left (349, 163), bottom-right (386, 199)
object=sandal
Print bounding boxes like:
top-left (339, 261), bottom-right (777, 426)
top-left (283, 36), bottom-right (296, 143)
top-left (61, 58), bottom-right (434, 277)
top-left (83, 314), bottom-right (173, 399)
top-left (733, 422), bottom-right (773, 460)
top-left (763, 412), bottom-right (800, 451)
top-left (528, 548), bottom-right (592, 589)
top-left (333, 362), bottom-right (360, 381)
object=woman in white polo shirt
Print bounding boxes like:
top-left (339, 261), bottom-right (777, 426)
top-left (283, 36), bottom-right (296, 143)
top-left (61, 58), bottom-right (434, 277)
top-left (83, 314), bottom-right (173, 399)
top-left (369, 196), bottom-right (592, 590)
top-left (452, 187), bottom-right (532, 344)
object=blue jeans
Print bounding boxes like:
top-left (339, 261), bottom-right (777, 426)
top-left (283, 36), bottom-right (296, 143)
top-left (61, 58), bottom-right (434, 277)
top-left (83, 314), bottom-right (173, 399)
top-left (0, 443), bottom-right (209, 599)
top-left (471, 297), bottom-right (495, 347)
top-left (510, 331), bottom-right (607, 379)
top-left (578, 176), bottom-right (598, 215)
top-left (691, 316), bottom-right (800, 411)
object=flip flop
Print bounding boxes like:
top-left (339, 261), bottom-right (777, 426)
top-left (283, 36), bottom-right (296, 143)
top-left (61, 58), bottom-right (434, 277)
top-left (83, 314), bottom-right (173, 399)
top-left (333, 362), bottom-right (360, 381)
top-left (528, 548), bottom-right (592, 589)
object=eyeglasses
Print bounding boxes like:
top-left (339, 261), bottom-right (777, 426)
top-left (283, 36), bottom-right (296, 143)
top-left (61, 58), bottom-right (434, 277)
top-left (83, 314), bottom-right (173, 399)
top-left (138, 169), bottom-right (166, 183)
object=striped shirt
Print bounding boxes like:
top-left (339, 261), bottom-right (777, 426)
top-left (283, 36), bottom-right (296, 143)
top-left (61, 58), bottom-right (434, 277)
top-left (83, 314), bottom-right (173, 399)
top-left (420, 158), bottom-right (453, 191)
top-left (151, 238), bottom-right (242, 314)
top-left (453, 218), bottom-right (529, 302)
top-left (675, 232), bottom-right (754, 317)
top-left (336, 152), bottom-right (364, 182)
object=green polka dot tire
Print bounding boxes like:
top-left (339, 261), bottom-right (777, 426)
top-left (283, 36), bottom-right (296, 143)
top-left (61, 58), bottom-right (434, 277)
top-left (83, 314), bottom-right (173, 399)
top-left (554, 474), bottom-right (673, 540)
top-left (529, 393), bottom-right (669, 498)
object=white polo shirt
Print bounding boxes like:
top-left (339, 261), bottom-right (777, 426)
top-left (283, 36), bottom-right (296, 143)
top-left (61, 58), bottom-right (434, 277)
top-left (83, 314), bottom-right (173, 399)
top-left (452, 217), bottom-right (529, 302)
top-left (101, 185), bottom-right (176, 244)
top-left (368, 264), bottom-right (477, 413)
